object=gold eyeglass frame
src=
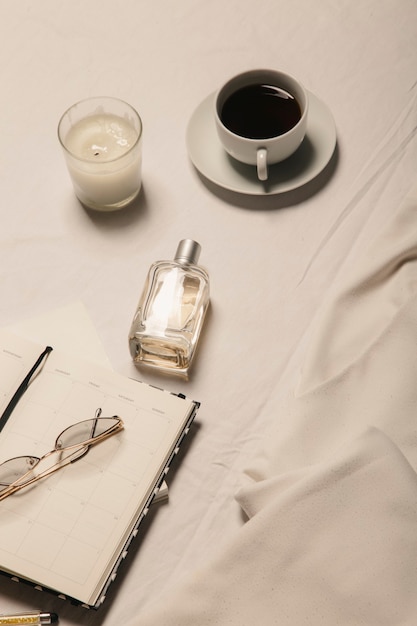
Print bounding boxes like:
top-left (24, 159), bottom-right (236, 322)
top-left (0, 408), bottom-right (124, 502)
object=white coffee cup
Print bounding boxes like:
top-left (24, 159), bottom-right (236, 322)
top-left (214, 69), bottom-right (308, 181)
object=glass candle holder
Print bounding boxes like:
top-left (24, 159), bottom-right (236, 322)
top-left (58, 97), bottom-right (143, 211)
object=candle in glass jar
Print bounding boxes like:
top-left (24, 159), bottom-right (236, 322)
top-left (58, 98), bottom-right (142, 211)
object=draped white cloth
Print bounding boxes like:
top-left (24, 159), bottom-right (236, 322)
top-left (134, 184), bottom-right (417, 625)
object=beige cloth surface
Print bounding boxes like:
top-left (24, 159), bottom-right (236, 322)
top-left (133, 184), bottom-right (417, 624)
top-left (1, 3), bottom-right (416, 624)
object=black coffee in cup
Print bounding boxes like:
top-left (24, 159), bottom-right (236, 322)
top-left (220, 83), bottom-right (301, 140)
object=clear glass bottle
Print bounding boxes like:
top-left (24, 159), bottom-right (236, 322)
top-left (129, 240), bottom-right (210, 377)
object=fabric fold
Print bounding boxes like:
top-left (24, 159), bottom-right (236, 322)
top-left (242, 183), bottom-right (417, 483)
top-left (298, 183), bottom-right (417, 396)
top-left (136, 429), bottom-right (417, 625)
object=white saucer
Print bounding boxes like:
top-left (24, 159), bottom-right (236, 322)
top-left (186, 90), bottom-right (337, 195)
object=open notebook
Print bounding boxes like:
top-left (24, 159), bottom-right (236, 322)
top-left (0, 328), bottom-right (199, 608)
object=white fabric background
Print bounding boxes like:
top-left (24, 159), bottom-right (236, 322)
top-left (133, 183), bottom-right (417, 625)
top-left (0, 1), bottom-right (416, 624)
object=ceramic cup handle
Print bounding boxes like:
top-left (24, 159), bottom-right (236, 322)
top-left (257, 148), bottom-right (268, 181)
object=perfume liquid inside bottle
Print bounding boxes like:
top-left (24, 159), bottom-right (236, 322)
top-left (129, 240), bottom-right (210, 376)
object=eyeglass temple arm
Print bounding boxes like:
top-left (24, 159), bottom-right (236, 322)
top-left (0, 345), bottom-right (53, 433)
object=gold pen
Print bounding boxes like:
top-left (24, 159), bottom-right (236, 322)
top-left (0, 613), bottom-right (58, 625)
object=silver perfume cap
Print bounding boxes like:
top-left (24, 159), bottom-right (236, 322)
top-left (174, 239), bottom-right (201, 265)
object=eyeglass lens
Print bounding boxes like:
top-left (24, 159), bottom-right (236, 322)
top-left (0, 456), bottom-right (39, 491)
top-left (56, 417), bottom-right (120, 448)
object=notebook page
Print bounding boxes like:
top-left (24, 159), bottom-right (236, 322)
top-left (5, 302), bottom-right (169, 503)
top-left (0, 330), bottom-right (196, 606)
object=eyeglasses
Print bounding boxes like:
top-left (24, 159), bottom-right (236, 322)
top-left (0, 408), bottom-right (124, 502)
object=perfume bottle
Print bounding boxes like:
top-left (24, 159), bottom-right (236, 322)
top-left (129, 239), bottom-right (210, 376)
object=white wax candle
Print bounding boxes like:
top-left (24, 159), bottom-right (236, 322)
top-left (65, 113), bottom-right (137, 160)
top-left (62, 112), bottom-right (142, 210)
